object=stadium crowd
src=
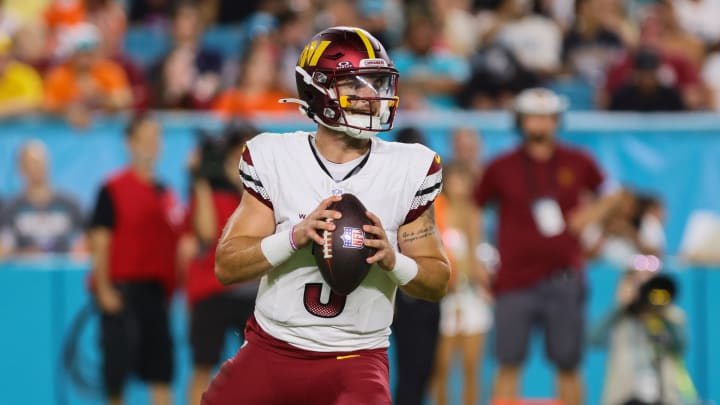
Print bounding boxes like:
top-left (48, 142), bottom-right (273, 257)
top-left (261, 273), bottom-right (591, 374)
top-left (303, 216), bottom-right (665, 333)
top-left (0, 0), bottom-right (718, 127)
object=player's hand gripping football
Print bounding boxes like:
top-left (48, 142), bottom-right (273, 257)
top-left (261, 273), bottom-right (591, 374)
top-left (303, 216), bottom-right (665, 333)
top-left (291, 195), bottom-right (343, 248)
top-left (362, 211), bottom-right (396, 271)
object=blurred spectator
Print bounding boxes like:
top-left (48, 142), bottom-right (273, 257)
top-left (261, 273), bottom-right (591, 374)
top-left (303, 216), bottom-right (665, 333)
top-left (0, 33), bottom-right (43, 117)
top-left (432, 0), bottom-right (481, 58)
top-left (212, 0), bottom-right (261, 25)
top-left (88, 116), bottom-right (182, 405)
top-left (0, 140), bottom-right (84, 258)
top-left (0, 0), bottom-right (21, 37)
top-left (85, 0), bottom-right (151, 111)
top-left (431, 161), bottom-right (492, 405)
top-left (149, 1), bottom-right (223, 110)
top-left (391, 10), bottom-right (469, 109)
top-left (583, 190), bottom-right (667, 268)
top-left (276, 9), bottom-right (313, 95)
top-left (178, 121), bottom-right (259, 405)
top-left (600, 12), bottom-right (707, 110)
top-left (589, 271), bottom-right (698, 405)
top-left (609, 47), bottom-right (686, 111)
top-left (473, 88), bottom-right (624, 405)
top-left (562, 0), bottom-right (633, 86)
top-left (458, 43), bottom-right (539, 110)
top-left (483, 0), bottom-right (563, 78)
top-left (212, 39), bottom-right (294, 117)
top-left (313, 0), bottom-right (361, 31)
top-left (356, 0), bottom-right (403, 47)
top-left (450, 127), bottom-right (483, 179)
top-left (44, 0), bottom-right (85, 33)
top-left (391, 126), bottom-right (441, 405)
top-left (85, 0), bottom-right (126, 60)
top-left (128, 0), bottom-right (174, 26)
top-left (674, 0), bottom-right (720, 47)
top-left (651, 1), bottom-right (705, 70)
top-left (12, 23), bottom-right (52, 74)
top-left (702, 43), bottom-right (720, 110)
top-left (44, 23), bottom-right (132, 128)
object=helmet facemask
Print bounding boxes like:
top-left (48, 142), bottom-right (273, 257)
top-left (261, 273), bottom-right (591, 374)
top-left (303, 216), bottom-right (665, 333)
top-left (329, 68), bottom-right (399, 139)
top-left (291, 62), bottom-right (399, 140)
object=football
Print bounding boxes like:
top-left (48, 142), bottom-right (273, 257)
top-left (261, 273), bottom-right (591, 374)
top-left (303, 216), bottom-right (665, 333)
top-left (312, 193), bottom-right (376, 295)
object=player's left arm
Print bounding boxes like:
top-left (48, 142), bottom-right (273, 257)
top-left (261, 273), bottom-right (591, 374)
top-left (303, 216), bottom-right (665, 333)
top-left (364, 207), bottom-right (450, 302)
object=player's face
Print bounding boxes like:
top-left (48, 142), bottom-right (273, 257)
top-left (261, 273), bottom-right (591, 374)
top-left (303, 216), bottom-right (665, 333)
top-left (335, 74), bottom-right (393, 116)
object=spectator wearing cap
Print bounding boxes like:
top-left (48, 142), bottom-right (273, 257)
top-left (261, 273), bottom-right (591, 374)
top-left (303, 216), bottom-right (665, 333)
top-left (472, 88), bottom-right (625, 405)
top-left (43, 22), bottom-right (132, 128)
top-left (600, 8), bottom-right (706, 110)
top-left (0, 32), bottom-right (43, 117)
top-left (609, 47), bottom-right (685, 111)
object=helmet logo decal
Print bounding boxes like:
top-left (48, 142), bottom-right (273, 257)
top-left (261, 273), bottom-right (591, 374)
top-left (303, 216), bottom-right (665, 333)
top-left (299, 40), bottom-right (332, 67)
top-left (337, 61), bottom-right (353, 69)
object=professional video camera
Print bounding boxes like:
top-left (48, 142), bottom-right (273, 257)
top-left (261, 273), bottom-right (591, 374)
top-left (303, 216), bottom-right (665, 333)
top-left (194, 120), bottom-right (258, 183)
top-left (626, 273), bottom-right (677, 315)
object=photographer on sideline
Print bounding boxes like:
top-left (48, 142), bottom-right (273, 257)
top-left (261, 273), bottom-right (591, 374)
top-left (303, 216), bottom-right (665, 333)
top-left (590, 270), bottom-right (698, 405)
top-left (178, 120), bottom-right (259, 404)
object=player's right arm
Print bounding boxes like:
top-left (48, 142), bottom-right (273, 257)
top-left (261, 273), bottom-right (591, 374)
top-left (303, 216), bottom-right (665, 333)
top-left (214, 193), bottom-right (341, 285)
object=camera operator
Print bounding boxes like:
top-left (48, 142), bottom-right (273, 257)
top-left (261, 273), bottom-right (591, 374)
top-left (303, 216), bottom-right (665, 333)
top-left (178, 120), bottom-right (259, 404)
top-left (590, 270), bottom-right (698, 405)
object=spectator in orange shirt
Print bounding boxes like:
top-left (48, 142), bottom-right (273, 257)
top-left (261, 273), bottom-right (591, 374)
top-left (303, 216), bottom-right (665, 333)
top-left (212, 39), bottom-right (295, 118)
top-left (44, 22), bottom-right (132, 128)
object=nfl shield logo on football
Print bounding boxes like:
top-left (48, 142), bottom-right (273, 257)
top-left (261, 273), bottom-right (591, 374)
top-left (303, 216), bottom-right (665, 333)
top-left (342, 227), bottom-right (364, 249)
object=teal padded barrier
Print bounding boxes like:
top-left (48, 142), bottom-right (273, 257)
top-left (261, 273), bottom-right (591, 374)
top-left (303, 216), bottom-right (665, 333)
top-left (0, 260), bottom-right (717, 404)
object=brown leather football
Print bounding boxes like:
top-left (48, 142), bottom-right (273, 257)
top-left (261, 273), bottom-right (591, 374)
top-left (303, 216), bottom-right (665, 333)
top-left (312, 193), bottom-right (376, 295)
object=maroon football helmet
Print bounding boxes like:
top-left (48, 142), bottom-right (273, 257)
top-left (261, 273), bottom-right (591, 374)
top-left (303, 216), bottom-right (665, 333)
top-left (282, 26), bottom-right (399, 139)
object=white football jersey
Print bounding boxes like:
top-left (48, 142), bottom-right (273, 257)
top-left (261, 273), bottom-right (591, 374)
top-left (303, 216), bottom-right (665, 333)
top-left (239, 131), bottom-right (442, 352)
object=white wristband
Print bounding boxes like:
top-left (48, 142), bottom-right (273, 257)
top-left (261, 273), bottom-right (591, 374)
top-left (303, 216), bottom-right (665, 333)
top-left (260, 229), bottom-right (295, 267)
top-left (386, 253), bottom-right (419, 286)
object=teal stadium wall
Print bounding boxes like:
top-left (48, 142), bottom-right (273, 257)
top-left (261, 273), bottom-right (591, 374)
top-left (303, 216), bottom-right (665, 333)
top-left (1, 112), bottom-right (719, 404)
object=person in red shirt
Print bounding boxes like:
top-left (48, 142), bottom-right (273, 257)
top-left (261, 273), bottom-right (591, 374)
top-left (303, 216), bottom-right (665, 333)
top-left (178, 121), bottom-right (258, 405)
top-left (88, 116), bottom-right (183, 405)
top-left (473, 88), bottom-right (624, 405)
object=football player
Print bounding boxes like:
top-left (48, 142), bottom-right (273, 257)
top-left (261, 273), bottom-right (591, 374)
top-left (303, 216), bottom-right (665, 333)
top-left (203, 27), bottom-right (450, 404)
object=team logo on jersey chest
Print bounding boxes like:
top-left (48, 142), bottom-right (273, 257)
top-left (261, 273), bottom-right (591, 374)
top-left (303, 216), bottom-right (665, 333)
top-left (341, 227), bottom-right (364, 249)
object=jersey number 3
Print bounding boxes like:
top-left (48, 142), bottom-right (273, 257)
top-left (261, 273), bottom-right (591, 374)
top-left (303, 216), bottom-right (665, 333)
top-left (303, 283), bottom-right (346, 318)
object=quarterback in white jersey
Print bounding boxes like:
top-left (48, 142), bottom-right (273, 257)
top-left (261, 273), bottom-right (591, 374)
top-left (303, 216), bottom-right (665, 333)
top-left (239, 130), bottom-right (443, 351)
top-left (203, 27), bottom-right (450, 405)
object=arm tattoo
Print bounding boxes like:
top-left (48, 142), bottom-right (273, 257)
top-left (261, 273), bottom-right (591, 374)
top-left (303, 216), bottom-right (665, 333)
top-left (400, 207), bottom-right (437, 243)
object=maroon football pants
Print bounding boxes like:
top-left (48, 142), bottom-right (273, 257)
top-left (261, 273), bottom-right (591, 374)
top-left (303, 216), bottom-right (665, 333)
top-left (201, 316), bottom-right (391, 405)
